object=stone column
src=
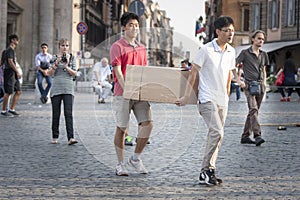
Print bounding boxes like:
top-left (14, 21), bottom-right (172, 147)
top-left (39, 0), bottom-right (55, 54)
top-left (0, 0), bottom-right (8, 51)
top-left (54, 0), bottom-right (73, 48)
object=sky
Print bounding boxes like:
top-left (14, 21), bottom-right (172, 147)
top-left (154, 0), bottom-right (206, 58)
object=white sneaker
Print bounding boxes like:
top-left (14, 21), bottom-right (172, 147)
top-left (127, 157), bottom-right (148, 174)
top-left (115, 163), bottom-right (128, 176)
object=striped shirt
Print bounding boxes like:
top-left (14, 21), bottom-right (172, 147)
top-left (50, 55), bottom-right (76, 97)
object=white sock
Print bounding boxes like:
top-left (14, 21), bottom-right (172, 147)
top-left (1, 110), bottom-right (7, 113)
top-left (132, 153), bottom-right (141, 161)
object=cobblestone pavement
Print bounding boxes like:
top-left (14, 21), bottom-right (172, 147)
top-left (0, 90), bottom-right (299, 199)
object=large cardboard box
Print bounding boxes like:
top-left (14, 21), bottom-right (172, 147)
top-left (123, 65), bottom-right (198, 104)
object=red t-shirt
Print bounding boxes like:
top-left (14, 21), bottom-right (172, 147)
top-left (110, 37), bottom-right (147, 96)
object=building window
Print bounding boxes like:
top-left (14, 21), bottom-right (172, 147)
top-left (269, 0), bottom-right (280, 29)
top-left (243, 7), bottom-right (250, 31)
top-left (286, 0), bottom-right (296, 26)
top-left (253, 3), bottom-right (261, 30)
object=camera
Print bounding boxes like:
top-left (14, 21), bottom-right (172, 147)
top-left (50, 56), bottom-right (57, 64)
top-left (61, 53), bottom-right (68, 63)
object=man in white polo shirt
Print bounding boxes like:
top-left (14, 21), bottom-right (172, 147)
top-left (176, 16), bottom-right (244, 186)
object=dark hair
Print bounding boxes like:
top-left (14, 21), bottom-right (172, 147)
top-left (121, 12), bottom-right (139, 26)
top-left (285, 51), bottom-right (292, 59)
top-left (41, 43), bottom-right (48, 47)
top-left (181, 59), bottom-right (188, 64)
top-left (8, 34), bottom-right (19, 43)
top-left (214, 16), bottom-right (234, 30)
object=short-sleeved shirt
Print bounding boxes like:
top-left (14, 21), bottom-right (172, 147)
top-left (110, 37), bottom-right (147, 96)
top-left (236, 47), bottom-right (269, 82)
top-left (5, 47), bottom-right (16, 70)
top-left (193, 39), bottom-right (236, 107)
top-left (92, 62), bottom-right (112, 82)
top-left (35, 52), bottom-right (52, 70)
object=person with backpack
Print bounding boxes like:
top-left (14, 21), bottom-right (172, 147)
top-left (45, 38), bottom-right (78, 145)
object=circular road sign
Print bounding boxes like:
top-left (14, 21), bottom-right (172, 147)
top-left (128, 0), bottom-right (145, 17)
top-left (77, 22), bottom-right (88, 35)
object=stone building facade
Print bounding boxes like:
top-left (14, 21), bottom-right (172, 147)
top-left (205, 0), bottom-right (300, 73)
top-left (0, 0), bottom-right (173, 85)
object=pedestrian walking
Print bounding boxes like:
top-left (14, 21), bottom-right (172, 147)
top-left (176, 16), bottom-right (242, 186)
top-left (35, 43), bottom-right (53, 104)
top-left (236, 30), bottom-right (269, 146)
top-left (46, 38), bottom-right (78, 145)
top-left (1, 34), bottom-right (22, 117)
top-left (277, 51), bottom-right (300, 101)
top-left (110, 12), bottom-right (153, 176)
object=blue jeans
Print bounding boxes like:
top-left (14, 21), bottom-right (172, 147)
top-left (37, 70), bottom-right (52, 98)
top-left (230, 82), bottom-right (241, 100)
top-left (51, 94), bottom-right (74, 140)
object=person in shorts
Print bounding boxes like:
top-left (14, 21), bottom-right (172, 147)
top-left (1, 34), bottom-right (22, 117)
top-left (110, 12), bottom-right (153, 176)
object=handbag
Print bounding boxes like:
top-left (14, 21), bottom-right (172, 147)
top-left (248, 59), bottom-right (263, 96)
top-left (275, 71), bottom-right (284, 86)
top-left (249, 81), bottom-right (261, 96)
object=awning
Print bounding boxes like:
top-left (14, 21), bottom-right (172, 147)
top-left (235, 40), bottom-right (300, 56)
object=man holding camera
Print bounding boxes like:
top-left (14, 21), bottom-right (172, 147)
top-left (236, 30), bottom-right (269, 146)
top-left (35, 43), bottom-right (53, 104)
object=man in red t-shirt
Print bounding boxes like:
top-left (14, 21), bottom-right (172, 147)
top-left (110, 12), bottom-right (153, 176)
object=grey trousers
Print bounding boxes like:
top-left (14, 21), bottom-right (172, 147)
top-left (198, 101), bottom-right (227, 170)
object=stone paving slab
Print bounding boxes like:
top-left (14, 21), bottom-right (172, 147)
top-left (0, 90), bottom-right (299, 199)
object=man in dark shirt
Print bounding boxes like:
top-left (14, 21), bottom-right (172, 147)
top-left (236, 30), bottom-right (269, 146)
top-left (1, 34), bottom-right (22, 117)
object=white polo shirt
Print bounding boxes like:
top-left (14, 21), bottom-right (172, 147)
top-left (193, 39), bottom-right (236, 107)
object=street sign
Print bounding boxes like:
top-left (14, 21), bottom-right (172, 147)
top-left (80, 58), bottom-right (94, 68)
top-left (84, 51), bottom-right (91, 59)
top-left (128, 0), bottom-right (145, 17)
top-left (76, 22), bottom-right (88, 35)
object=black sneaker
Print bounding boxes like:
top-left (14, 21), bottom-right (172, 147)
top-left (40, 97), bottom-right (46, 104)
top-left (8, 110), bottom-right (20, 116)
top-left (255, 136), bottom-right (265, 146)
top-left (199, 169), bottom-right (222, 186)
top-left (1, 111), bottom-right (14, 117)
top-left (241, 137), bottom-right (255, 144)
